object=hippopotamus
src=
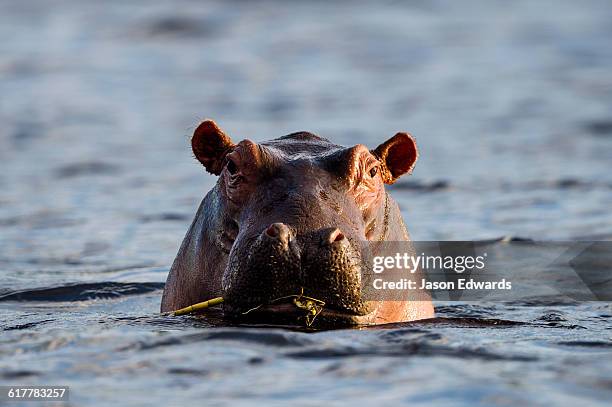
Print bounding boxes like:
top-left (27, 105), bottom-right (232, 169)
top-left (161, 120), bottom-right (434, 325)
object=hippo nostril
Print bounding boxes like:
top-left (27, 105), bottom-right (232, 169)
top-left (325, 228), bottom-right (345, 245)
top-left (266, 224), bottom-right (279, 237)
top-left (265, 222), bottom-right (291, 244)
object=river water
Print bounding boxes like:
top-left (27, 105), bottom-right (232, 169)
top-left (1, 0), bottom-right (611, 405)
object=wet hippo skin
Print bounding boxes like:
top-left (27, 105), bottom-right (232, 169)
top-left (161, 120), bottom-right (434, 325)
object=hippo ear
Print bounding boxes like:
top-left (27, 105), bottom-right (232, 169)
top-left (372, 132), bottom-right (418, 184)
top-left (192, 119), bottom-right (235, 175)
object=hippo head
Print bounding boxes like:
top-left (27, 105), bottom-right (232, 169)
top-left (183, 120), bottom-right (421, 324)
top-left (162, 120), bottom-right (433, 323)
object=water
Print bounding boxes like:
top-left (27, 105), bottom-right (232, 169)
top-left (1, 0), bottom-right (611, 405)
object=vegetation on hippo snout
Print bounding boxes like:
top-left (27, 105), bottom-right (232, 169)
top-left (241, 288), bottom-right (326, 327)
top-left (172, 297), bottom-right (224, 316)
top-left (170, 288), bottom-right (326, 327)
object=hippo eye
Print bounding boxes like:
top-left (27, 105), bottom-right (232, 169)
top-left (226, 159), bottom-right (238, 175)
top-left (369, 166), bottom-right (379, 178)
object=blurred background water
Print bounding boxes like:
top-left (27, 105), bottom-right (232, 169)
top-left (1, 0), bottom-right (611, 405)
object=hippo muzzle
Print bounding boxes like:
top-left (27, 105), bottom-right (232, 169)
top-left (221, 221), bottom-right (377, 323)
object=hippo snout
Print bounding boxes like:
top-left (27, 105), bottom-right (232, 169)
top-left (221, 222), bottom-right (373, 318)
